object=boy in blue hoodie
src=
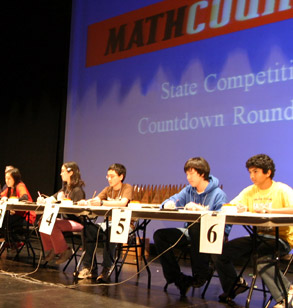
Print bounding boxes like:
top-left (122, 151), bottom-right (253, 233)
top-left (153, 157), bottom-right (230, 297)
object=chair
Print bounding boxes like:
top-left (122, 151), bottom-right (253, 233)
top-left (63, 216), bottom-right (106, 276)
top-left (0, 211), bottom-right (43, 267)
top-left (262, 253), bottom-right (293, 308)
top-left (163, 226), bottom-right (229, 296)
top-left (40, 215), bottom-right (86, 274)
top-left (62, 230), bottom-right (84, 273)
top-left (18, 213), bottom-right (44, 266)
top-left (163, 239), bottom-right (192, 292)
top-left (112, 219), bottom-right (151, 288)
top-left (202, 229), bottom-right (293, 306)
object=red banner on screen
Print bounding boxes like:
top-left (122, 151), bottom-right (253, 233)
top-left (86, 0), bottom-right (293, 67)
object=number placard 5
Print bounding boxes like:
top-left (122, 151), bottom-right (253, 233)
top-left (0, 202), bottom-right (7, 228)
top-left (110, 208), bottom-right (132, 243)
top-left (39, 204), bottom-right (60, 235)
top-left (199, 213), bottom-right (226, 254)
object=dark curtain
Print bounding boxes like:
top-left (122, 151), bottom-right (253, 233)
top-left (0, 1), bottom-right (72, 200)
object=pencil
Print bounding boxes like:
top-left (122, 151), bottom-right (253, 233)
top-left (92, 191), bottom-right (97, 199)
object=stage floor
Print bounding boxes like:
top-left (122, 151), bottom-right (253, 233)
top-left (0, 245), bottom-right (287, 308)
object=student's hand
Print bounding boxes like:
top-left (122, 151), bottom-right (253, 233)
top-left (88, 197), bottom-right (101, 206)
top-left (237, 204), bottom-right (247, 213)
top-left (263, 206), bottom-right (272, 213)
top-left (10, 210), bottom-right (16, 215)
top-left (163, 201), bottom-right (176, 209)
top-left (254, 204), bottom-right (271, 214)
top-left (37, 196), bottom-right (46, 205)
top-left (185, 202), bottom-right (206, 211)
top-left (253, 204), bottom-right (263, 213)
top-left (45, 196), bottom-right (57, 204)
top-left (57, 191), bottom-right (65, 201)
top-left (78, 199), bottom-right (88, 206)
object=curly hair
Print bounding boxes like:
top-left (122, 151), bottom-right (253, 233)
top-left (246, 154), bottom-right (275, 179)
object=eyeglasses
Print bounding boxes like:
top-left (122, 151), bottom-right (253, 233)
top-left (106, 175), bottom-right (117, 180)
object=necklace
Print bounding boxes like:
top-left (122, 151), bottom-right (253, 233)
top-left (109, 186), bottom-right (122, 201)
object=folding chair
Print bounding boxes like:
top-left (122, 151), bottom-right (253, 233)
top-left (163, 239), bottom-right (192, 292)
top-left (263, 253), bottom-right (293, 308)
top-left (0, 211), bottom-right (42, 266)
top-left (112, 219), bottom-right (151, 288)
top-left (62, 230), bottom-right (84, 273)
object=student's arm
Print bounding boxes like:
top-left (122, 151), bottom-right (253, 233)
top-left (83, 184), bottom-right (132, 207)
top-left (102, 197), bottom-right (129, 207)
top-left (255, 206), bottom-right (293, 214)
top-left (161, 187), bottom-right (188, 209)
top-left (16, 183), bottom-right (30, 201)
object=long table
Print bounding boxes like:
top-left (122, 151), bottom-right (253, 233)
top-left (4, 201), bottom-right (293, 307)
top-left (5, 201), bottom-right (293, 226)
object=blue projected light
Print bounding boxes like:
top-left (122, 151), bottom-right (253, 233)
top-left (65, 1), bottom-right (293, 237)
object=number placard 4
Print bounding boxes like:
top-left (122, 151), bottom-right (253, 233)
top-left (199, 213), bottom-right (226, 254)
top-left (110, 208), bottom-right (132, 243)
top-left (0, 202), bottom-right (7, 228)
top-left (39, 204), bottom-right (60, 235)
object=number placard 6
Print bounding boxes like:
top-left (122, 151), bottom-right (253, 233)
top-left (0, 202), bottom-right (7, 228)
top-left (110, 208), bottom-right (132, 243)
top-left (199, 213), bottom-right (226, 254)
top-left (39, 204), bottom-right (60, 235)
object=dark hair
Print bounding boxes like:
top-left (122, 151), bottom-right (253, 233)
top-left (6, 168), bottom-right (22, 198)
top-left (63, 161), bottom-right (85, 189)
top-left (6, 168), bottom-right (22, 186)
top-left (108, 163), bottom-right (127, 182)
top-left (184, 157), bottom-right (210, 181)
top-left (246, 154), bottom-right (275, 179)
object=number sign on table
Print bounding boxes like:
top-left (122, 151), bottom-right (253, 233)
top-left (200, 213), bottom-right (226, 254)
top-left (110, 208), bottom-right (132, 243)
top-left (0, 202), bottom-right (7, 228)
top-left (39, 203), bottom-right (60, 235)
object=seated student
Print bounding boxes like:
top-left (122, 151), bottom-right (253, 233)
top-left (37, 162), bottom-right (85, 264)
top-left (153, 157), bottom-right (231, 297)
top-left (213, 154), bottom-right (293, 308)
top-left (77, 163), bottom-right (133, 282)
top-left (0, 168), bottom-right (36, 244)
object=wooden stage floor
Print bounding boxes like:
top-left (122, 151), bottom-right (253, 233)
top-left (0, 244), bottom-right (287, 308)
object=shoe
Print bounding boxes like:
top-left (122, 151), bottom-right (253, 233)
top-left (273, 285), bottom-right (293, 308)
top-left (192, 268), bottom-right (214, 288)
top-left (44, 250), bottom-right (55, 262)
top-left (77, 268), bottom-right (97, 279)
top-left (175, 273), bottom-right (193, 297)
top-left (97, 267), bottom-right (112, 283)
top-left (232, 277), bottom-right (249, 298)
top-left (55, 248), bottom-right (72, 264)
top-left (219, 277), bottom-right (249, 302)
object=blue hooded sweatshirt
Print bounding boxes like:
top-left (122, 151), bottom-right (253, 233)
top-left (161, 175), bottom-right (231, 235)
